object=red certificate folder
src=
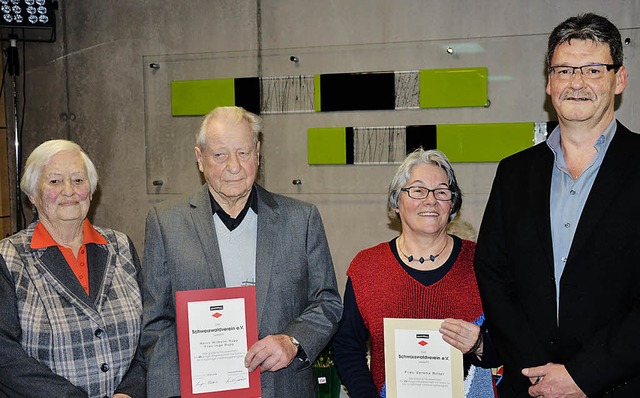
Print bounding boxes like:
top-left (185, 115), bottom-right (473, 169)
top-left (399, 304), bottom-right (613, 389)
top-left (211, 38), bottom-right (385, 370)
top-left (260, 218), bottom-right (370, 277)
top-left (176, 286), bottom-right (261, 398)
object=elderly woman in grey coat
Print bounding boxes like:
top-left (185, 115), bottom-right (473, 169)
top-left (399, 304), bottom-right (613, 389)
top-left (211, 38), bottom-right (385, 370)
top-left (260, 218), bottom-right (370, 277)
top-left (0, 140), bottom-right (144, 398)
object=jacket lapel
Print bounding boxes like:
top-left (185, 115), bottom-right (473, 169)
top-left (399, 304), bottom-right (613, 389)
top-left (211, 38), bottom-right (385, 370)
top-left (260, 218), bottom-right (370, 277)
top-left (38, 247), bottom-right (97, 309)
top-left (534, 146), bottom-right (556, 275)
top-left (568, 123), bottom-right (634, 259)
top-left (87, 243), bottom-right (108, 304)
top-left (254, 185), bottom-right (279, 328)
top-left (189, 184), bottom-right (226, 287)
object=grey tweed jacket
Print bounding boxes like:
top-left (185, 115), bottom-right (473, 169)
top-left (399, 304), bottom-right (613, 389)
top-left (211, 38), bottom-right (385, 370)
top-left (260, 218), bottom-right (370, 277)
top-left (0, 223), bottom-right (144, 398)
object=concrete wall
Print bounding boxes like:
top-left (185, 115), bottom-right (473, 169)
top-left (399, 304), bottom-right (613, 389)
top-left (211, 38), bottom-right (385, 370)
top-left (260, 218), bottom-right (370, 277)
top-left (10, 0), bottom-right (640, 296)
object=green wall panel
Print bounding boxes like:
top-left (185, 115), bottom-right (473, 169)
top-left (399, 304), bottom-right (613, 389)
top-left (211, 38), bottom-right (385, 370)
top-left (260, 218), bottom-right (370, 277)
top-left (308, 127), bottom-right (347, 164)
top-left (437, 122), bottom-right (534, 162)
top-left (420, 67), bottom-right (488, 108)
top-left (171, 79), bottom-right (235, 116)
top-left (314, 75), bottom-right (322, 112)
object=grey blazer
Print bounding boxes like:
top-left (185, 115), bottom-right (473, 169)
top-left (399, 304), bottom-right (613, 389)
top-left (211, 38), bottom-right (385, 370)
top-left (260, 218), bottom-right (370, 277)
top-left (140, 184), bottom-right (343, 398)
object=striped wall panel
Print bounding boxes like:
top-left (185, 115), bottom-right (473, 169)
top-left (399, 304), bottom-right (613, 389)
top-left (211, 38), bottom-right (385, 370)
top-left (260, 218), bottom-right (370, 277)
top-left (308, 122), bottom-right (556, 164)
top-left (170, 67), bottom-right (488, 115)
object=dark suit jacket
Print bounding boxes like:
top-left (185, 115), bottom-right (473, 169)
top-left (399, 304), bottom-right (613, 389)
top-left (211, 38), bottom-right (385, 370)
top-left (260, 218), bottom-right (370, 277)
top-left (140, 184), bottom-right (343, 398)
top-left (475, 121), bottom-right (640, 397)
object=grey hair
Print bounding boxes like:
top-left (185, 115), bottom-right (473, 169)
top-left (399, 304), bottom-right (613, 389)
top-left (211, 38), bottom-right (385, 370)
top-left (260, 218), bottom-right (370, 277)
top-left (547, 13), bottom-right (623, 67)
top-left (195, 106), bottom-right (263, 148)
top-left (388, 148), bottom-right (462, 222)
top-left (20, 139), bottom-right (99, 198)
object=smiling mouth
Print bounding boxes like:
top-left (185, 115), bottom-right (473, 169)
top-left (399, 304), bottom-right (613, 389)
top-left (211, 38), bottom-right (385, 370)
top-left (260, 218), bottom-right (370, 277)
top-left (562, 91), bottom-right (593, 101)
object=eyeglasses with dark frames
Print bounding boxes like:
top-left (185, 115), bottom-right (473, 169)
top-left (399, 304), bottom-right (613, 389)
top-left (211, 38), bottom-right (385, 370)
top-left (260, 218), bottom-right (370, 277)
top-left (400, 186), bottom-right (453, 201)
top-left (548, 63), bottom-right (621, 80)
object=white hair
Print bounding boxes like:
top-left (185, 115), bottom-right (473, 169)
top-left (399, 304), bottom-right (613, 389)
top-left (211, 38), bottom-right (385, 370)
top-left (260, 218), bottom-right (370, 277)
top-left (20, 139), bottom-right (99, 198)
top-left (195, 106), bottom-right (262, 149)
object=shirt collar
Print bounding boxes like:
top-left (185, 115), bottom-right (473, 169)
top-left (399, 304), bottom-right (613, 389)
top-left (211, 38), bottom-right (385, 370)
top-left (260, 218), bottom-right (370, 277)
top-left (208, 186), bottom-right (258, 231)
top-left (31, 218), bottom-right (107, 249)
top-left (546, 119), bottom-right (617, 154)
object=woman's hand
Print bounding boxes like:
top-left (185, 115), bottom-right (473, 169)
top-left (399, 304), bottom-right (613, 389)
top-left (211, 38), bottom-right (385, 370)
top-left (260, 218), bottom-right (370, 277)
top-left (439, 318), bottom-right (483, 356)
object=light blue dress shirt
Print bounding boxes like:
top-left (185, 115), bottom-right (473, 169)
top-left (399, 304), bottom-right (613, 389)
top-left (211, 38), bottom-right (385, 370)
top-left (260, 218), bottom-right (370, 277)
top-left (547, 119), bottom-right (617, 323)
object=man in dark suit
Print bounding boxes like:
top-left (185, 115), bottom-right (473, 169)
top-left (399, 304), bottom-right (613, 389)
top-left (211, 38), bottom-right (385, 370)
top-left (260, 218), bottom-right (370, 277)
top-left (475, 13), bottom-right (640, 398)
top-left (140, 106), bottom-right (343, 397)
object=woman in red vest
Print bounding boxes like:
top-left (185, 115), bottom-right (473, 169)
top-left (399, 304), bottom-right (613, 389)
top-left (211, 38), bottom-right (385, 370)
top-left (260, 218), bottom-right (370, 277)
top-left (333, 148), bottom-right (499, 397)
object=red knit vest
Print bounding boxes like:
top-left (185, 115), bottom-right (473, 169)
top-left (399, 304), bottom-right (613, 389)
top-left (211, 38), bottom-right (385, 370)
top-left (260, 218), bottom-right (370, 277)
top-left (347, 239), bottom-right (483, 393)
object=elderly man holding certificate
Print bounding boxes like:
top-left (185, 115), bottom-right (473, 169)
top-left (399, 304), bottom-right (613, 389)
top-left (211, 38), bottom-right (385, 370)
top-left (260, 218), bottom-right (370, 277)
top-left (333, 149), bottom-right (499, 398)
top-left (140, 106), bottom-right (343, 398)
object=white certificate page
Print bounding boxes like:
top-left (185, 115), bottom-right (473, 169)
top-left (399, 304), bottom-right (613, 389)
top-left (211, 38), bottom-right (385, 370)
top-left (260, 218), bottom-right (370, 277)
top-left (187, 297), bottom-right (249, 394)
top-left (384, 318), bottom-right (463, 398)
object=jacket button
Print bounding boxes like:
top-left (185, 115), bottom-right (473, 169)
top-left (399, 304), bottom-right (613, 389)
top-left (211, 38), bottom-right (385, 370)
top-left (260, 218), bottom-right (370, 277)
top-left (101, 363), bottom-right (109, 372)
top-left (549, 337), bottom-right (559, 345)
top-left (94, 328), bottom-right (104, 337)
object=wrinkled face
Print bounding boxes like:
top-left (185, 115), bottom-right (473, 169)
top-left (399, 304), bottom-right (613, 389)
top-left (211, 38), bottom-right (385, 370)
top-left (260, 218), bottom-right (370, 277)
top-left (546, 39), bottom-right (627, 127)
top-left (396, 163), bottom-right (452, 237)
top-left (30, 151), bottom-right (92, 226)
top-left (194, 118), bottom-right (259, 207)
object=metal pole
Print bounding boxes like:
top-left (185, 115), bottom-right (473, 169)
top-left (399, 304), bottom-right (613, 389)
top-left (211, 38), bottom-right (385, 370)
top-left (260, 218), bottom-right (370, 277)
top-left (8, 37), bottom-right (22, 231)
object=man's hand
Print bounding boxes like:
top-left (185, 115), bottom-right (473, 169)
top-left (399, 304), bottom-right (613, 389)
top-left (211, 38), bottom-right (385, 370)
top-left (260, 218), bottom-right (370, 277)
top-left (439, 318), bottom-right (483, 356)
top-left (522, 363), bottom-right (586, 398)
top-left (244, 334), bottom-right (298, 373)
top-left (112, 394), bottom-right (131, 398)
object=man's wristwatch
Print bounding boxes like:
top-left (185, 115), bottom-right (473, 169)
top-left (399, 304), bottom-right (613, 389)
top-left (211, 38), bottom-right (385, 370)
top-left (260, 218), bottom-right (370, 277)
top-left (289, 335), bottom-right (309, 363)
top-left (289, 335), bottom-right (301, 352)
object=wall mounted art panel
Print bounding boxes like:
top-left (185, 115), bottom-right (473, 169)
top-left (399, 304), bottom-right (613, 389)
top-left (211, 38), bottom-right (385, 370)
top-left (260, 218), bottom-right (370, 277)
top-left (308, 122), bottom-right (556, 165)
top-left (169, 67), bottom-right (487, 117)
